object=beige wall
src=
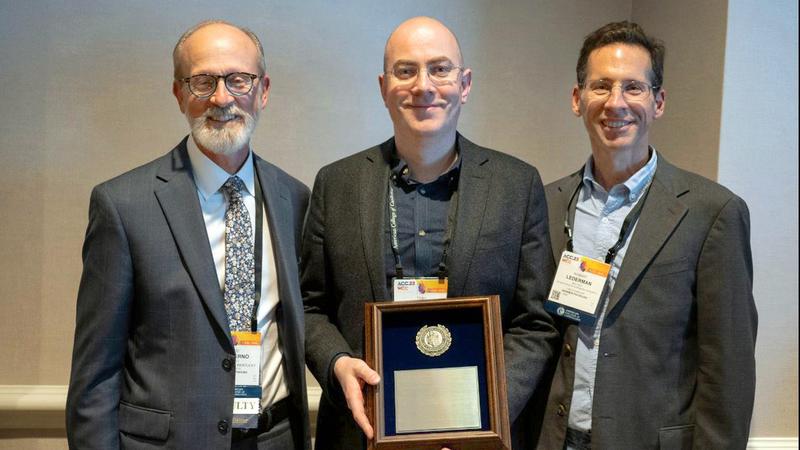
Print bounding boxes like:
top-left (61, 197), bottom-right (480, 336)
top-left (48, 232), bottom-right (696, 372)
top-left (0, 0), bottom-right (796, 446)
top-left (632, 0), bottom-right (728, 179)
top-left (717, 0), bottom-right (799, 438)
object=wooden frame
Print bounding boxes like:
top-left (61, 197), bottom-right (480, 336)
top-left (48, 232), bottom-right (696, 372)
top-left (364, 296), bottom-right (510, 450)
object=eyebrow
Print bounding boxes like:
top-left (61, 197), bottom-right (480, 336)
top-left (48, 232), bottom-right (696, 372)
top-left (392, 56), bottom-right (455, 67)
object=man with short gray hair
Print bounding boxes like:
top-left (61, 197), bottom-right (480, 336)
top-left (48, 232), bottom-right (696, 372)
top-left (66, 20), bottom-right (310, 449)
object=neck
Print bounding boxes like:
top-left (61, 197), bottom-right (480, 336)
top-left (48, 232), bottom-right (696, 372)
top-left (590, 146), bottom-right (650, 190)
top-left (394, 131), bottom-right (458, 184)
top-left (195, 139), bottom-right (250, 175)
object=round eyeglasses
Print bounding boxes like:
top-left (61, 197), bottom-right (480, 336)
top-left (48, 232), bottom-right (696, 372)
top-left (582, 79), bottom-right (659, 102)
top-left (180, 72), bottom-right (259, 99)
top-left (386, 63), bottom-right (464, 86)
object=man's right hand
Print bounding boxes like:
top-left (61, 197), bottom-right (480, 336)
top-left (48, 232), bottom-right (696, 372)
top-left (333, 356), bottom-right (381, 439)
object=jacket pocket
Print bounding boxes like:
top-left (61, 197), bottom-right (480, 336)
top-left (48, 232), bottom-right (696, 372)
top-left (658, 424), bottom-right (694, 450)
top-left (119, 401), bottom-right (172, 441)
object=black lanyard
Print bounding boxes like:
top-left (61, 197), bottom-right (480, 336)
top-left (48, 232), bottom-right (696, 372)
top-left (387, 173), bottom-right (458, 280)
top-left (564, 176), bottom-right (652, 264)
top-left (250, 172), bottom-right (264, 333)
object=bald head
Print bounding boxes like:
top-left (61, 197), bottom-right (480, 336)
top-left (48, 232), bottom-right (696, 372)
top-left (383, 17), bottom-right (463, 72)
top-left (173, 20), bottom-right (266, 79)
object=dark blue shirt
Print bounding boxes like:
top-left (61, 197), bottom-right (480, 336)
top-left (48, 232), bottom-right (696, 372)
top-left (383, 146), bottom-right (461, 291)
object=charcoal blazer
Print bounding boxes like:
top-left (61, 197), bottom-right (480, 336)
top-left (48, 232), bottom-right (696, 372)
top-left (66, 137), bottom-right (311, 450)
top-left (302, 134), bottom-right (559, 450)
top-left (537, 154), bottom-right (757, 450)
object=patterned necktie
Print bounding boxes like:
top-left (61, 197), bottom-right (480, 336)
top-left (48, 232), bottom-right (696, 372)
top-left (221, 176), bottom-right (255, 332)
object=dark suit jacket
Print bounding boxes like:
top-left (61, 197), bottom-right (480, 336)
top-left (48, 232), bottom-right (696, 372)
top-left (537, 154), bottom-right (757, 450)
top-left (66, 138), bottom-right (311, 450)
top-left (302, 135), bottom-right (559, 450)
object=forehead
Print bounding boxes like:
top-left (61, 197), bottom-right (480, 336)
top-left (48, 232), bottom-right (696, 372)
top-left (180, 24), bottom-right (260, 75)
top-left (385, 24), bottom-right (462, 65)
top-left (586, 43), bottom-right (653, 80)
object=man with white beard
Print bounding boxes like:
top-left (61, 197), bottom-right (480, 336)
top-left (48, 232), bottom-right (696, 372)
top-left (66, 20), bottom-right (311, 450)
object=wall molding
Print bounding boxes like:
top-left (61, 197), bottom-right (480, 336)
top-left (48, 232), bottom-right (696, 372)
top-left (0, 385), bottom-right (796, 450)
top-left (748, 438), bottom-right (800, 449)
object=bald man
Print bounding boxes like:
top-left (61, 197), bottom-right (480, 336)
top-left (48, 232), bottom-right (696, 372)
top-left (66, 21), bottom-right (310, 449)
top-left (302, 17), bottom-right (558, 449)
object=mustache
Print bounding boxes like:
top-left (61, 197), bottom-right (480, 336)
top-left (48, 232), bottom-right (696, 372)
top-left (202, 104), bottom-right (248, 121)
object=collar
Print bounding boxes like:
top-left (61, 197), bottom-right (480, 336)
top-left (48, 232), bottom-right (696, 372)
top-left (389, 140), bottom-right (462, 186)
top-left (186, 135), bottom-right (255, 200)
top-left (582, 147), bottom-right (658, 202)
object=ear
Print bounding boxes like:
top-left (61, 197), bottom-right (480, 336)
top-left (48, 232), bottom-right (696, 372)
top-left (173, 80), bottom-right (187, 114)
top-left (653, 87), bottom-right (666, 119)
top-left (378, 73), bottom-right (388, 105)
top-left (258, 74), bottom-right (271, 110)
top-left (571, 84), bottom-right (582, 117)
top-left (459, 68), bottom-right (473, 104)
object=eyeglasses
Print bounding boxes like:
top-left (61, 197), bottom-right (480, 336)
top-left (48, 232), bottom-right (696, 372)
top-left (386, 62), bottom-right (464, 86)
top-left (180, 72), bottom-right (259, 99)
top-left (582, 79), bottom-right (659, 101)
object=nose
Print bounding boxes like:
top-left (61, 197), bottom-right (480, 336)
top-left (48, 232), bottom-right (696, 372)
top-left (209, 77), bottom-right (234, 107)
top-left (410, 68), bottom-right (433, 94)
top-left (604, 85), bottom-right (628, 109)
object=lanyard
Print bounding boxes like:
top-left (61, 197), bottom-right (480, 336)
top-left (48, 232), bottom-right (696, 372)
top-left (387, 173), bottom-right (458, 280)
top-left (564, 177), bottom-right (651, 264)
top-left (249, 172), bottom-right (264, 333)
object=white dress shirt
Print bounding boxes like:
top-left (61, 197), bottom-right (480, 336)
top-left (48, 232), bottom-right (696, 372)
top-left (187, 136), bottom-right (289, 409)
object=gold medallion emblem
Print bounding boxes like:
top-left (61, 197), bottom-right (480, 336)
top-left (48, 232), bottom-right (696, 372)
top-left (415, 324), bottom-right (452, 357)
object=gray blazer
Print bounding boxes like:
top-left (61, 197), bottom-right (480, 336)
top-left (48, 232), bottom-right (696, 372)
top-left (536, 154), bottom-right (757, 450)
top-left (66, 138), bottom-right (311, 450)
top-left (302, 134), bottom-right (559, 450)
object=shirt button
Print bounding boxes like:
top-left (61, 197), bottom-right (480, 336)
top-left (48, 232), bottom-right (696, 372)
top-left (217, 420), bottom-right (229, 434)
top-left (420, 188), bottom-right (427, 194)
top-left (418, 230), bottom-right (426, 237)
top-left (602, 217), bottom-right (609, 224)
top-left (222, 357), bottom-right (233, 371)
top-left (557, 403), bottom-right (567, 416)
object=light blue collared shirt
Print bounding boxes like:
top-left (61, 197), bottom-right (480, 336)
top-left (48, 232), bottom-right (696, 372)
top-left (567, 150), bottom-right (658, 433)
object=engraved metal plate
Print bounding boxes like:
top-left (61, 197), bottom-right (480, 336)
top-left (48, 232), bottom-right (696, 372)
top-left (415, 324), bottom-right (452, 357)
top-left (394, 366), bottom-right (482, 433)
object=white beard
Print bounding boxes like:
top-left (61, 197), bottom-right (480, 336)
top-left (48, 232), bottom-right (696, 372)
top-left (188, 103), bottom-right (258, 155)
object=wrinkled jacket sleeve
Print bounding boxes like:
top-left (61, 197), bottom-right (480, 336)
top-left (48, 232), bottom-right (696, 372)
top-left (693, 196), bottom-right (757, 448)
top-left (503, 168), bottom-right (560, 421)
top-left (301, 168), bottom-right (353, 407)
top-left (66, 185), bottom-right (133, 449)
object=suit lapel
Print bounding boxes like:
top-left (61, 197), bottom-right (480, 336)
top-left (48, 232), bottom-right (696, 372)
top-left (447, 135), bottom-right (491, 297)
top-left (254, 156), bottom-right (305, 379)
top-left (360, 141), bottom-right (391, 301)
top-left (254, 156), bottom-right (294, 307)
top-left (548, 172), bottom-right (583, 260)
top-left (154, 141), bottom-right (231, 345)
top-left (607, 158), bottom-right (688, 313)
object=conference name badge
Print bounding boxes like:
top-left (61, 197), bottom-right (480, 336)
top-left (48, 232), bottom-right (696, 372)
top-left (545, 251), bottom-right (611, 323)
top-left (393, 277), bottom-right (448, 302)
top-left (232, 331), bottom-right (262, 429)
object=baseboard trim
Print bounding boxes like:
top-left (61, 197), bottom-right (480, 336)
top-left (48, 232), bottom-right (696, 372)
top-left (748, 438), bottom-right (799, 449)
top-left (0, 384), bottom-right (796, 450)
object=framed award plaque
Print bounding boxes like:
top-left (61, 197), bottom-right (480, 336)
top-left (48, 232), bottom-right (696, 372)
top-left (364, 295), bottom-right (510, 450)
